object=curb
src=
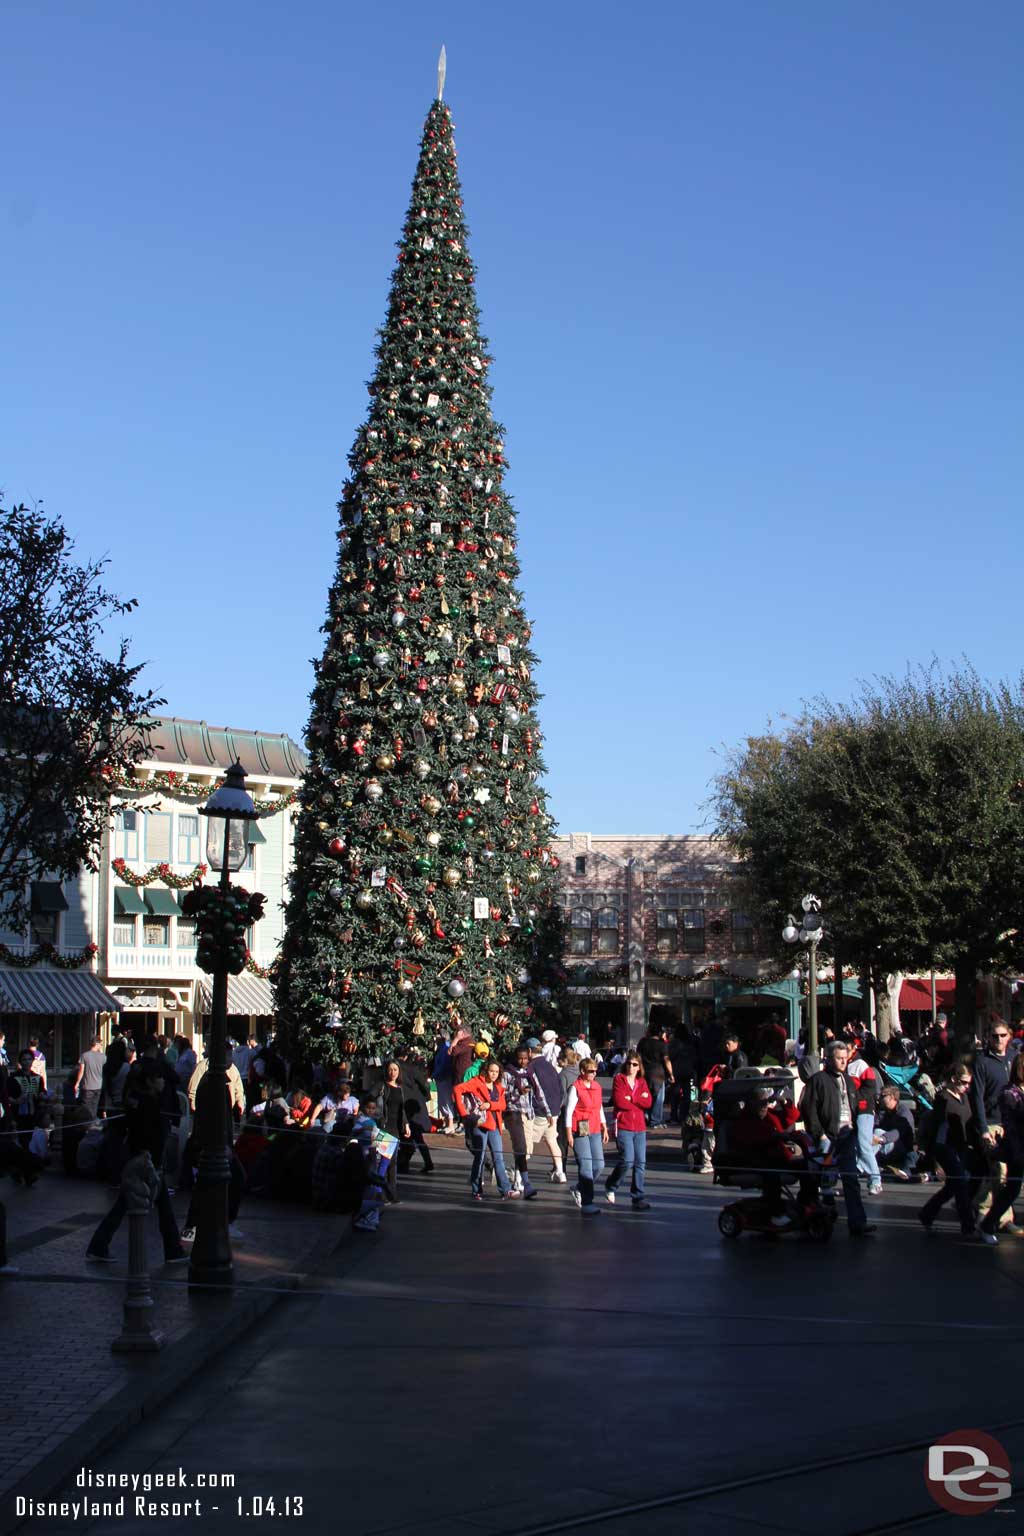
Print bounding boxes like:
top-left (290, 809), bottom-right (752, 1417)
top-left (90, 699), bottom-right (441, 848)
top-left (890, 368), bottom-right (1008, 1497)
top-left (0, 1222), bottom-right (349, 1536)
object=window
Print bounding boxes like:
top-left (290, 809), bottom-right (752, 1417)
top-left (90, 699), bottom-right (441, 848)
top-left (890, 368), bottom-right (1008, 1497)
top-left (575, 856), bottom-right (586, 876)
top-left (143, 916), bottom-right (170, 948)
top-left (656, 910), bottom-right (678, 953)
top-left (570, 908), bottom-right (592, 956)
top-left (177, 814), bottom-right (200, 866)
top-left (595, 908), bottom-right (619, 955)
top-left (682, 908), bottom-right (706, 954)
top-left (113, 916), bottom-right (137, 947)
top-left (144, 812), bottom-right (172, 864)
top-left (177, 917), bottom-right (197, 949)
top-left (117, 808), bottom-right (139, 861)
top-left (731, 912), bottom-right (754, 954)
top-left (29, 882), bottom-right (66, 947)
top-left (30, 909), bottom-right (59, 947)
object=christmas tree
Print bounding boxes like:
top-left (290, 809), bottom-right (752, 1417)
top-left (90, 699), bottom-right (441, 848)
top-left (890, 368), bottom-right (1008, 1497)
top-left (275, 78), bottom-right (563, 1064)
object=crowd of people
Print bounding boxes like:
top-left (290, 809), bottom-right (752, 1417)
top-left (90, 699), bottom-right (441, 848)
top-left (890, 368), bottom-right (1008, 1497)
top-left (1, 1003), bottom-right (1022, 1267)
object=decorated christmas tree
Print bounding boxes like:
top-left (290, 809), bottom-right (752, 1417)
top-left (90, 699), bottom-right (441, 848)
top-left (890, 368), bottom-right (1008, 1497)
top-left (275, 68), bottom-right (564, 1063)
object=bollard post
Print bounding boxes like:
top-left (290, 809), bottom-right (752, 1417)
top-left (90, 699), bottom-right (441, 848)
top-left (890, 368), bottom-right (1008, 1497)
top-left (112, 1151), bottom-right (166, 1353)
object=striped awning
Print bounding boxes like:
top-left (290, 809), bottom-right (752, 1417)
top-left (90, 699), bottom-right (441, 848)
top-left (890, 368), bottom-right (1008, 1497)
top-left (195, 971), bottom-right (274, 1017)
top-left (0, 969), bottom-right (123, 1015)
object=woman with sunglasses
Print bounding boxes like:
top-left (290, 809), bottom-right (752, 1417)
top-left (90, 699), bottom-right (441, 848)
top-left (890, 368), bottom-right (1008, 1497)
top-left (605, 1052), bottom-right (652, 1209)
top-left (919, 1062), bottom-right (983, 1238)
top-left (565, 1057), bottom-right (608, 1215)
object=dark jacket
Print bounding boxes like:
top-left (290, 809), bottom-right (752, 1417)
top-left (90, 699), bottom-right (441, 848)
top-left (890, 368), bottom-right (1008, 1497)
top-left (526, 1055), bottom-right (563, 1117)
top-left (970, 1050), bottom-right (1012, 1136)
top-left (380, 1083), bottom-right (407, 1139)
top-left (668, 1032), bottom-right (697, 1080)
top-left (799, 1068), bottom-right (863, 1141)
top-left (998, 1084), bottom-right (1024, 1164)
top-left (876, 1104), bottom-right (915, 1157)
top-left (723, 1048), bottom-right (749, 1077)
top-left (923, 1088), bottom-right (977, 1159)
top-left (638, 1034), bottom-right (669, 1086)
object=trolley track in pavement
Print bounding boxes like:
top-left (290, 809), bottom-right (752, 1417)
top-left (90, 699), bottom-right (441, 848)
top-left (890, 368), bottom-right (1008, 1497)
top-left (481, 1418), bottom-right (1024, 1536)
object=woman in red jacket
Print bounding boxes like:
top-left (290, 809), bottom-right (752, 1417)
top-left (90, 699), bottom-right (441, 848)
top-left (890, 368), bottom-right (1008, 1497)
top-left (453, 1057), bottom-right (518, 1201)
top-left (605, 1052), bottom-right (653, 1210)
top-left (565, 1057), bottom-right (609, 1215)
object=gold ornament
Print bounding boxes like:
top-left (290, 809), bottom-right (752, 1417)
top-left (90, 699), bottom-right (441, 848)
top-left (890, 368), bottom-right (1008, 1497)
top-left (442, 867), bottom-right (462, 887)
top-left (375, 752), bottom-right (396, 772)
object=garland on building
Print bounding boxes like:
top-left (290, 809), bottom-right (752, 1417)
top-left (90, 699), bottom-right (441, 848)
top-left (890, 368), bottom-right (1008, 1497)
top-left (0, 941), bottom-right (99, 970)
top-left (244, 951), bottom-right (278, 981)
top-left (566, 961), bottom-right (808, 988)
top-left (104, 766), bottom-right (298, 816)
top-left (111, 858), bottom-right (208, 888)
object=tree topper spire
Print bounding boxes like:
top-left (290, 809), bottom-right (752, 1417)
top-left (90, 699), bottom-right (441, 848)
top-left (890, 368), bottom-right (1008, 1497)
top-left (437, 45), bottom-right (447, 102)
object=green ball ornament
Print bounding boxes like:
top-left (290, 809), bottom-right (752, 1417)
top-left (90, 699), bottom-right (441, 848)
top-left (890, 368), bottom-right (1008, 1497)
top-left (346, 653), bottom-right (361, 669)
top-left (415, 855), bottom-right (433, 873)
top-left (463, 815), bottom-right (475, 829)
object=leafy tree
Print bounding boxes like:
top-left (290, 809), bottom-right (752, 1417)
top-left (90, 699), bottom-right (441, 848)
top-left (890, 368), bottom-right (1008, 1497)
top-left (711, 666), bottom-right (1024, 1041)
top-left (0, 500), bottom-right (162, 930)
top-left (274, 98), bottom-right (564, 1063)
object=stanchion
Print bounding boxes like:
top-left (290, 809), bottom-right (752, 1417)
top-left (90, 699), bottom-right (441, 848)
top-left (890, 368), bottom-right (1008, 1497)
top-left (112, 1151), bottom-right (166, 1353)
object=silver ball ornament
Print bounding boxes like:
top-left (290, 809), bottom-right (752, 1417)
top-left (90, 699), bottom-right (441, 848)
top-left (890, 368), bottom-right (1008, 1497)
top-left (446, 978), bottom-right (466, 999)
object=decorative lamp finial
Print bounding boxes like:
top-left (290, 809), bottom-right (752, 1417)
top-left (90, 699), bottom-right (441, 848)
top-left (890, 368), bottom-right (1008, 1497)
top-left (437, 45), bottom-right (447, 102)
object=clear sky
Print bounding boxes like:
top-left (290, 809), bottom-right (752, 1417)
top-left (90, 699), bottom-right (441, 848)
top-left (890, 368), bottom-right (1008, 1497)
top-left (3, 2), bottom-right (1021, 835)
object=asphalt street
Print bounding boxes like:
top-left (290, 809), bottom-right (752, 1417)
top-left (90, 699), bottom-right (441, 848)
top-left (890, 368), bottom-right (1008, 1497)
top-left (31, 1146), bottom-right (1024, 1536)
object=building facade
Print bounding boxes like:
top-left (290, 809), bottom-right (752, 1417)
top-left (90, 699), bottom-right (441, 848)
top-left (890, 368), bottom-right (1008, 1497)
top-left (553, 833), bottom-right (806, 1047)
top-left (102, 716), bottom-right (306, 1044)
top-left (0, 715), bottom-right (306, 1077)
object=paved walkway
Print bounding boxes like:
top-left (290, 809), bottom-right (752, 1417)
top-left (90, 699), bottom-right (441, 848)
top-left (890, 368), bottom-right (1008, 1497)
top-left (17, 1144), bottom-right (1024, 1536)
top-left (0, 1170), bottom-right (344, 1533)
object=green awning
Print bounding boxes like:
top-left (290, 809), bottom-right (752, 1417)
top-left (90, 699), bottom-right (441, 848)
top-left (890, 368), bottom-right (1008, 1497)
top-left (114, 886), bottom-right (146, 916)
top-left (31, 882), bottom-right (69, 913)
top-left (246, 821), bottom-right (266, 844)
top-left (144, 889), bottom-right (180, 917)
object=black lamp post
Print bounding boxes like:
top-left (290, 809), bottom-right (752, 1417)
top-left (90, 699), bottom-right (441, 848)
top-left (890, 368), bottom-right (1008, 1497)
top-left (783, 895), bottom-right (824, 1056)
top-left (189, 761), bottom-right (257, 1291)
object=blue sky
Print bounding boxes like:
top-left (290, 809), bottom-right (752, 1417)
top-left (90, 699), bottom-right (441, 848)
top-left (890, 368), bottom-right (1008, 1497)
top-left (3, 2), bottom-right (1021, 834)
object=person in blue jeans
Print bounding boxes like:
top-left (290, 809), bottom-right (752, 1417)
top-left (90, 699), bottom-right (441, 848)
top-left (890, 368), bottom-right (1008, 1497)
top-left (605, 1053), bottom-right (652, 1209)
top-left (566, 1058), bottom-right (608, 1215)
top-left (454, 1058), bottom-right (518, 1202)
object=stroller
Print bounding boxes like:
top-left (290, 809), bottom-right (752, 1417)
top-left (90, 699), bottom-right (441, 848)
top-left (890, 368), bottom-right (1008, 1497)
top-left (711, 1075), bottom-right (837, 1242)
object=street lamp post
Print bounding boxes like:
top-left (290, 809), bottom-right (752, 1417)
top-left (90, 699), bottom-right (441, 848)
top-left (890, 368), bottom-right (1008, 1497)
top-left (189, 762), bottom-right (258, 1291)
top-left (783, 896), bottom-right (824, 1057)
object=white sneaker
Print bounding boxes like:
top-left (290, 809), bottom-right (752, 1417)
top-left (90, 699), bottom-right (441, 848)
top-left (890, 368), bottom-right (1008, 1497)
top-left (571, 1189), bottom-right (582, 1208)
top-left (551, 1169), bottom-right (567, 1184)
top-left (605, 1187), bottom-right (616, 1205)
top-left (868, 1182), bottom-right (883, 1196)
top-left (228, 1225), bottom-right (245, 1241)
top-left (580, 1204), bottom-right (602, 1216)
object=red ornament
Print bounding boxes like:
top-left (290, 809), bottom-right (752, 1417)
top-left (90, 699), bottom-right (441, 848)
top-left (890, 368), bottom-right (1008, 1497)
top-left (352, 740), bottom-right (366, 757)
top-left (329, 837), bottom-right (346, 857)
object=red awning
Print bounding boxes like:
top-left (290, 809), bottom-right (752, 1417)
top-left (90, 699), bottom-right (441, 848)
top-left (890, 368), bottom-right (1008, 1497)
top-left (899, 978), bottom-right (985, 1010)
